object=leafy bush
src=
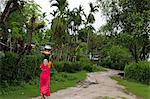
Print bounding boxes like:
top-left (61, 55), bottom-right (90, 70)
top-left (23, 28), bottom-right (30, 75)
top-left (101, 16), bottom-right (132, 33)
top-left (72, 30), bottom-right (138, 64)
top-left (0, 52), bottom-right (43, 87)
top-left (82, 62), bottom-right (93, 72)
top-left (99, 45), bottom-right (131, 70)
top-left (53, 61), bottom-right (103, 73)
top-left (53, 61), bottom-right (64, 72)
top-left (54, 61), bottom-right (83, 73)
top-left (19, 54), bottom-right (43, 81)
top-left (77, 57), bottom-right (94, 72)
top-left (1, 52), bottom-right (19, 87)
top-left (63, 61), bottom-right (74, 73)
top-left (64, 61), bottom-right (84, 73)
top-left (124, 60), bottom-right (150, 84)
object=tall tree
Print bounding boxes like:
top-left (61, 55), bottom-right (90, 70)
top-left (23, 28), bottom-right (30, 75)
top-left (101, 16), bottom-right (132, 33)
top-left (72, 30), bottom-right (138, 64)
top-left (0, 0), bottom-right (24, 51)
top-left (50, 0), bottom-right (68, 61)
top-left (99, 0), bottom-right (150, 62)
top-left (24, 1), bottom-right (45, 53)
top-left (66, 5), bottom-right (85, 61)
top-left (87, 2), bottom-right (99, 24)
top-left (50, 0), bottom-right (68, 16)
top-left (0, 0), bottom-right (45, 54)
top-left (82, 2), bottom-right (98, 55)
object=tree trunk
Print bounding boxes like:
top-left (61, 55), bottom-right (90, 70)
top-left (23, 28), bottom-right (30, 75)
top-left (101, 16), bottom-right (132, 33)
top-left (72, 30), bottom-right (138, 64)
top-left (27, 16), bottom-right (35, 53)
top-left (27, 31), bottom-right (32, 53)
top-left (133, 44), bottom-right (138, 63)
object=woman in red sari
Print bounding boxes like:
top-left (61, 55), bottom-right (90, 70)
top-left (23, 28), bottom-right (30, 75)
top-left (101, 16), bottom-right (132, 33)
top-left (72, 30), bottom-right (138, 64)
top-left (40, 59), bottom-right (50, 99)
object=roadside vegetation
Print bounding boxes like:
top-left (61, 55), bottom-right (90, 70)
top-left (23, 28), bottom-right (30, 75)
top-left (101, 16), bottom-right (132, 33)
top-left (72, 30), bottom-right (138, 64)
top-left (112, 76), bottom-right (150, 99)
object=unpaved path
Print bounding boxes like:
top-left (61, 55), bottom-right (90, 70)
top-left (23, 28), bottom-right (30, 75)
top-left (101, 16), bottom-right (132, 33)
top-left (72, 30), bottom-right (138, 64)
top-left (35, 69), bottom-right (136, 99)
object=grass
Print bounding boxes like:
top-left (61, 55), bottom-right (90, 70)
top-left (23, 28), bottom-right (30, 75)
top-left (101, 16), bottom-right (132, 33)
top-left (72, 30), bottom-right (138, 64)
top-left (0, 71), bottom-right (86, 99)
top-left (92, 65), bottom-right (107, 72)
top-left (111, 76), bottom-right (150, 99)
top-left (50, 71), bottom-right (86, 92)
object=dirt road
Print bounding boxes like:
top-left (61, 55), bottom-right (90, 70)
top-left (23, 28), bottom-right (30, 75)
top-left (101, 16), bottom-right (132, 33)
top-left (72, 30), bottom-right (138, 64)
top-left (35, 69), bottom-right (136, 99)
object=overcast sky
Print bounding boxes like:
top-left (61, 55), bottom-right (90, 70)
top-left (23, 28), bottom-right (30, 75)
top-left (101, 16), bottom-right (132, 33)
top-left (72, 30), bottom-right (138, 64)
top-left (34, 0), bottom-right (106, 31)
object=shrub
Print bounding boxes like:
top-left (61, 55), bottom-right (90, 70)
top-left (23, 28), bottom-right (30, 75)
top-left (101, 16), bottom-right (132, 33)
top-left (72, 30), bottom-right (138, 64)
top-left (54, 61), bottom-right (77, 73)
top-left (124, 60), bottom-right (150, 84)
top-left (99, 45), bottom-right (131, 70)
top-left (62, 61), bottom-right (83, 73)
top-left (53, 61), bottom-right (64, 72)
top-left (78, 57), bottom-right (94, 72)
top-left (1, 52), bottom-right (19, 86)
top-left (54, 61), bottom-right (95, 73)
top-left (73, 61), bottom-right (84, 72)
top-left (0, 52), bottom-right (43, 87)
top-left (19, 54), bottom-right (43, 82)
top-left (63, 61), bottom-right (74, 73)
top-left (82, 62), bottom-right (93, 72)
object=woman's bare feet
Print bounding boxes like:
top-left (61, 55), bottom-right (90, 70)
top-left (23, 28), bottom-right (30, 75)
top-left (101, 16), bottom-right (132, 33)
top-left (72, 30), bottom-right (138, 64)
top-left (41, 94), bottom-right (45, 99)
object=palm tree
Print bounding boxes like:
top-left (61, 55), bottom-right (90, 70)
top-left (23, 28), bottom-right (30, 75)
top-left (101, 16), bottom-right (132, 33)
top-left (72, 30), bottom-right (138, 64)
top-left (66, 5), bottom-right (85, 61)
top-left (84, 2), bottom-right (99, 55)
top-left (50, 0), bottom-right (68, 17)
top-left (73, 5), bottom-right (84, 27)
top-left (50, 0), bottom-right (68, 61)
top-left (50, 10), bottom-right (58, 18)
top-left (87, 2), bottom-right (99, 24)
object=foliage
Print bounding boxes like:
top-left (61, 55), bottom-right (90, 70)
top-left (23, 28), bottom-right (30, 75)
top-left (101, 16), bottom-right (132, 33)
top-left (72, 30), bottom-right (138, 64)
top-left (54, 60), bottom-right (105, 73)
top-left (99, 45), bottom-right (131, 70)
top-left (87, 2), bottom-right (99, 24)
top-left (76, 42), bottom-right (88, 61)
top-left (0, 52), bottom-right (19, 87)
top-left (99, 0), bottom-right (150, 62)
top-left (78, 28), bottom-right (88, 42)
top-left (19, 54), bottom-right (43, 81)
top-left (54, 61), bottom-right (83, 73)
top-left (112, 76), bottom-right (150, 99)
top-left (51, 17), bottom-right (68, 46)
top-left (50, 0), bottom-right (68, 15)
top-left (124, 60), bottom-right (150, 84)
top-left (23, 0), bottom-right (46, 46)
top-left (62, 61), bottom-right (82, 73)
top-left (1, 0), bottom-right (46, 53)
top-left (50, 0), bottom-right (68, 44)
top-left (53, 61), bottom-right (63, 72)
top-left (0, 52), bottom-right (43, 87)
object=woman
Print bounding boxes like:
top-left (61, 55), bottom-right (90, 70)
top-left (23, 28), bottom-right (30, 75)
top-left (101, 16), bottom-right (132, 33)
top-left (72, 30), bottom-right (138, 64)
top-left (40, 59), bottom-right (50, 99)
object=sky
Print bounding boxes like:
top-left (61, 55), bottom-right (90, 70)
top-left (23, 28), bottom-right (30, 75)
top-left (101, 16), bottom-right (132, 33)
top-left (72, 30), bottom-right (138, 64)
top-left (34, 0), bottom-right (106, 31)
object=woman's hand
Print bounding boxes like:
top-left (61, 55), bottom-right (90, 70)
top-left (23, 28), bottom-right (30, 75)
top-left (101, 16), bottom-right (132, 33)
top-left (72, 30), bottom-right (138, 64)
top-left (41, 51), bottom-right (51, 55)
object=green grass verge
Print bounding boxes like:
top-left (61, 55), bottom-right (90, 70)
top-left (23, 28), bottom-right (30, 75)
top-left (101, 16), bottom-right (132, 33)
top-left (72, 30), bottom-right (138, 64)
top-left (111, 76), bottom-right (150, 99)
top-left (0, 71), bottom-right (86, 99)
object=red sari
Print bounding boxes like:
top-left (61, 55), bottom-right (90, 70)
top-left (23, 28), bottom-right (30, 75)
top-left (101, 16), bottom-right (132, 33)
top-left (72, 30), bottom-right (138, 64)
top-left (40, 64), bottom-right (50, 96)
